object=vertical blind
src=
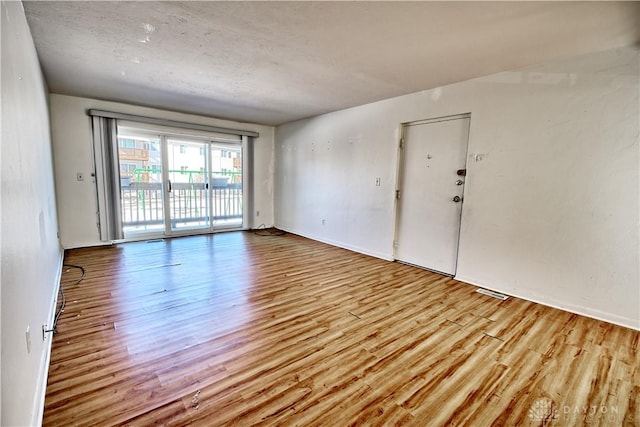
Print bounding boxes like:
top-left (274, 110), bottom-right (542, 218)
top-left (91, 115), bottom-right (123, 241)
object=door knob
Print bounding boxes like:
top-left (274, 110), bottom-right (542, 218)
top-left (452, 196), bottom-right (462, 203)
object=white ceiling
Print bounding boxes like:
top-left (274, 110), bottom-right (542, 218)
top-left (23, 1), bottom-right (640, 126)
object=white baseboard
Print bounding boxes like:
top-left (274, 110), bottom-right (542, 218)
top-left (31, 249), bottom-right (64, 426)
top-left (272, 226), bottom-right (639, 332)
top-left (454, 274), bottom-right (640, 332)
top-left (275, 224), bottom-right (394, 261)
top-left (63, 240), bottom-right (112, 250)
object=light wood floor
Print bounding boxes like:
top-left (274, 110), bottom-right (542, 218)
top-left (44, 231), bottom-right (639, 426)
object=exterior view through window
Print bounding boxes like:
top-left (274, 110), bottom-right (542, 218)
top-left (117, 126), bottom-right (244, 238)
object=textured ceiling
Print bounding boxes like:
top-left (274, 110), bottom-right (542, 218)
top-left (23, 1), bottom-right (640, 126)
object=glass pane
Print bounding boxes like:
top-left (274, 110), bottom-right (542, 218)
top-left (117, 134), bottom-right (165, 235)
top-left (210, 143), bottom-right (242, 228)
top-left (167, 139), bottom-right (209, 231)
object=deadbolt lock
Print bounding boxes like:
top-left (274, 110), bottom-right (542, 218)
top-left (455, 180), bottom-right (464, 186)
top-left (452, 196), bottom-right (462, 203)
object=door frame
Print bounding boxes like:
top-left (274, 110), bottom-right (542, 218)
top-left (392, 113), bottom-right (471, 275)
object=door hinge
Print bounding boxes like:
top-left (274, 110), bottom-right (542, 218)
top-left (395, 190), bottom-right (401, 200)
top-left (399, 138), bottom-right (404, 149)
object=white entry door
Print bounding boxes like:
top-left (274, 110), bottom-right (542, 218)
top-left (395, 115), bottom-right (470, 276)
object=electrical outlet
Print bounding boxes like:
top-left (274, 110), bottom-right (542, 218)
top-left (375, 178), bottom-right (381, 186)
top-left (256, 210), bottom-right (260, 217)
top-left (25, 326), bottom-right (31, 354)
top-left (322, 219), bottom-right (326, 225)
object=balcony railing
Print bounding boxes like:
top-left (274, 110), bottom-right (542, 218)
top-left (120, 170), bottom-right (242, 231)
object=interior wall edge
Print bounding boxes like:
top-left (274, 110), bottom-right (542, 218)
top-left (61, 240), bottom-right (113, 251)
top-left (31, 251), bottom-right (64, 426)
top-left (275, 224), bottom-right (394, 262)
top-left (1, 1), bottom-right (65, 424)
top-left (454, 274), bottom-right (640, 332)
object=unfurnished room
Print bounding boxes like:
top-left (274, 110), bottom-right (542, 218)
top-left (1, 1), bottom-right (639, 426)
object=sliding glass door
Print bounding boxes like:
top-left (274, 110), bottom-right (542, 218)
top-left (166, 138), bottom-right (210, 232)
top-left (116, 126), bottom-right (245, 238)
top-left (117, 133), bottom-right (165, 235)
top-left (210, 143), bottom-right (243, 229)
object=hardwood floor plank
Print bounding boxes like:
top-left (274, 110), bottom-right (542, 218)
top-left (43, 231), bottom-right (640, 426)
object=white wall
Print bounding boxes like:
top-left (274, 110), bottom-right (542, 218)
top-left (50, 94), bottom-right (275, 249)
top-left (275, 47), bottom-right (640, 330)
top-left (1, 1), bottom-right (63, 425)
